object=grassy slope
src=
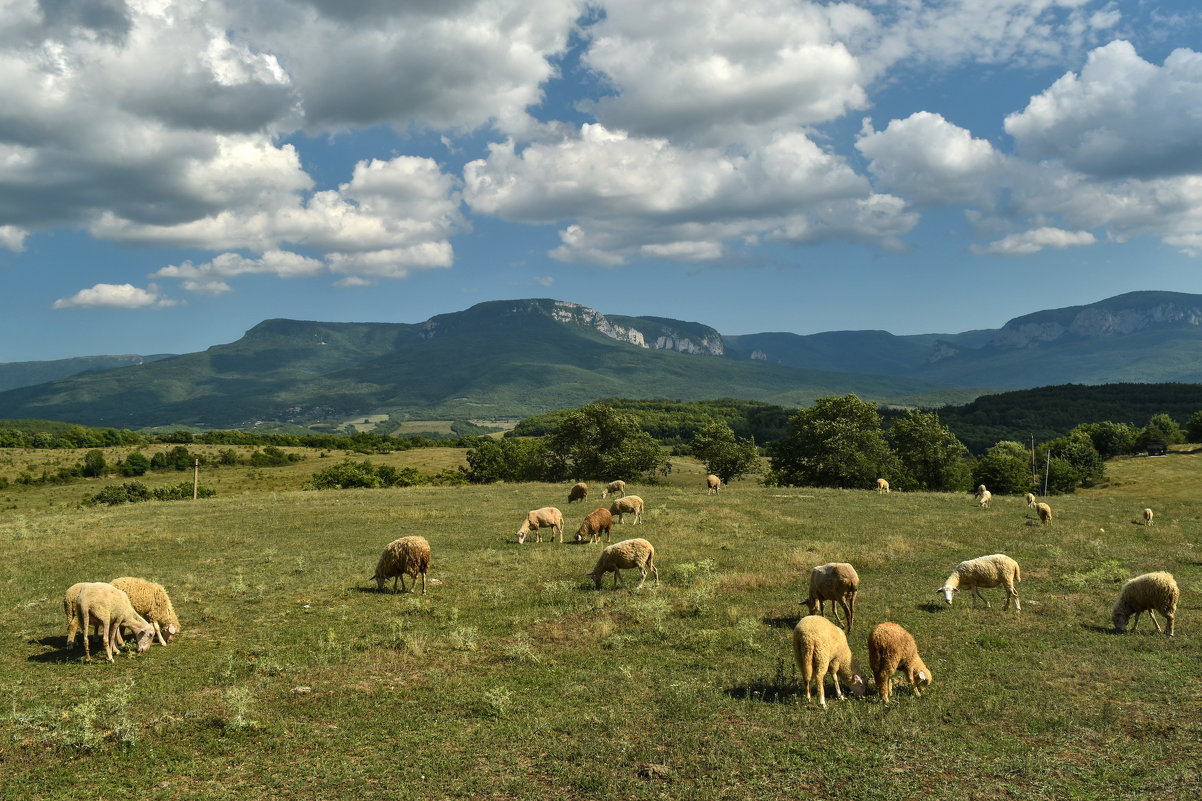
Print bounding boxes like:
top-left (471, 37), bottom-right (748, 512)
top-left (0, 450), bottom-right (1200, 799)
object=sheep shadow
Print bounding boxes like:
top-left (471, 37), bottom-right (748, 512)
top-left (27, 636), bottom-right (86, 663)
top-left (725, 661), bottom-right (808, 705)
top-left (762, 615), bottom-right (800, 629)
top-left (916, 602), bottom-right (946, 614)
top-left (1080, 623), bottom-right (1116, 635)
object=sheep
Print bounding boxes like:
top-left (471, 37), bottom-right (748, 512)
top-left (567, 482), bottom-right (588, 504)
top-left (1143, 507), bottom-right (1154, 527)
top-left (791, 615), bottom-right (866, 707)
top-left (601, 480), bottom-right (626, 499)
top-left (608, 495), bottom-right (644, 525)
top-left (867, 622), bottom-right (931, 703)
top-left (516, 507), bottom-right (564, 544)
top-left (588, 538), bottom-right (658, 590)
top-left (1112, 571), bottom-right (1179, 637)
top-left (706, 474), bottom-right (721, 494)
top-left (64, 582), bottom-right (108, 645)
top-left (936, 554), bottom-right (1021, 611)
top-left (1036, 502), bottom-right (1053, 525)
top-left (110, 577), bottom-right (180, 646)
top-left (1026, 493), bottom-right (1037, 508)
top-left (804, 562), bottom-right (859, 633)
top-left (372, 535), bottom-right (432, 593)
top-left (876, 478), bottom-right (890, 494)
top-left (70, 582), bottom-right (156, 663)
top-left (575, 507), bottom-right (613, 544)
top-left (977, 489), bottom-right (992, 508)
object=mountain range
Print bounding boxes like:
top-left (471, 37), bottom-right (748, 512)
top-left (1, 291), bottom-right (1200, 429)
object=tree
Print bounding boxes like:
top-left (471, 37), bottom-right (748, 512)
top-left (885, 409), bottom-right (972, 492)
top-left (1040, 431), bottom-right (1104, 490)
top-left (544, 404), bottom-right (662, 481)
top-left (81, 449), bottom-right (107, 478)
top-left (972, 441), bottom-right (1034, 495)
top-left (464, 437), bottom-right (551, 483)
top-left (118, 452), bottom-right (151, 476)
top-left (1185, 410), bottom-right (1202, 444)
top-left (1071, 421), bottom-right (1138, 459)
top-left (690, 422), bottom-right (760, 484)
top-left (1135, 413), bottom-right (1185, 451)
top-left (767, 394), bottom-right (901, 489)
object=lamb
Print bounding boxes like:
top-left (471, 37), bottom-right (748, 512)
top-left (608, 495), bottom-right (644, 525)
top-left (936, 553), bottom-right (1021, 611)
top-left (601, 480), bottom-right (626, 499)
top-left (575, 507), bottom-right (613, 544)
top-left (588, 538), bottom-right (658, 590)
top-left (1026, 493), bottom-right (1037, 508)
top-left (804, 562), bottom-right (859, 633)
top-left (516, 507), bottom-right (564, 544)
top-left (69, 582), bottom-right (156, 663)
top-left (867, 622), bottom-right (931, 703)
top-left (567, 482), bottom-right (588, 504)
top-left (1112, 571), bottom-right (1178, 637)
top-left (1036, 502), bottom-right (1053, 525)
top-left (876, 478), bottom-right (890, 494)
top-left (110, 577), bottom-right (181, 646)
top-left (1143, 507), bottom-right (1154, 527)
top-left (706, 474), bottom-right (721, 494)
top-left (791, 615), bottom-right (866, 707)
top-left (372, 535), bottom-right (432, 593)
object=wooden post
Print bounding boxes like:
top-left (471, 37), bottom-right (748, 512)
top-left (193, 459), bottom-right (200, 500)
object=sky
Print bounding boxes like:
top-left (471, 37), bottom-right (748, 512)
top-left (4, 0), bottom-right (1202, 362)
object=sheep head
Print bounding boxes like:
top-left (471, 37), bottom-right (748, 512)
top-left (1111, 610), bottom-right (1130, 633)
top-left (517, 529), bottom-right (528, 544)
top-left (849, 673), bottom-right (866, 698)
top-left (165, 623), bottom-right (178, 642)
top-left (133, 623), bottom-right (156, 653)
top-left (936, 586), bottom-right (958, 604)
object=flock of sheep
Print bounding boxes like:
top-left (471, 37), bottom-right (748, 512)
top-left (61, 474), bottom-right (1181, 709)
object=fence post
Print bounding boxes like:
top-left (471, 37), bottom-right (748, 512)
top-left (193, 459), bottom-right (199, 500)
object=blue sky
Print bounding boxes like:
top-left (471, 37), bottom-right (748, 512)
top-left (3, 0), bottom-right (1202, 361)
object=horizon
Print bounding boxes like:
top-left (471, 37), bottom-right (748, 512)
top-left (3, 2), bottom-right (1202, 361)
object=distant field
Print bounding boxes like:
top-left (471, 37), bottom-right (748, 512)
top-left (0, 451), bottom-right (1199, 799)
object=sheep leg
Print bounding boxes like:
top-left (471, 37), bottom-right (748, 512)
top-left (612, 570), bottom-right (623, 589)
top-left (1007, 585), bottom-right (1021, 612)
top-left (876, 670), bottom-right (892, 703)
top-left (66, 613), bottom-right (79, 648)
top-left (972, 588), bottom-right (990, 608)
top-left (1164, 609), bottom-right (1175, 637)
top-left (829, 601), bottom-right (844, 626)
top-left (636, 566), bottom-right (647, 590)
top-left (816, 661), bottom-right (828, 707)
top-left (649, 562), bottom-right (658, 587)
top-left (838, 598), bottom-right (853, 632)
top-left (1131, 611), bottom-right (1142, 632)
top-left (153, 621), bottom-right (167, 647)
top-left (1147, 610), bottom-right (1163, 634)
top-left (82, 610), bottom-right (93, 662)
top-left (419, 572), bottom-right (427, 595)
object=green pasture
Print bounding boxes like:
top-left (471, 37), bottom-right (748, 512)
top-left (0, 451), bottom-right (1199, 799)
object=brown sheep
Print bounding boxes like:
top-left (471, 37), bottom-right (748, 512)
top-left (372, 536), bottom-right (432, 594)
top-left (867, 622), bottom-right (931, 703)
top-left (575, 507), bottom-right (613, 544)
top-left (567, 482), bottom-right (588, 504)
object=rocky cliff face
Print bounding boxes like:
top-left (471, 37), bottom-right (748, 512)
top-left (549, 301), bottom-right (726, 356)
top-left (989, 297), bottom-right (1202, 349)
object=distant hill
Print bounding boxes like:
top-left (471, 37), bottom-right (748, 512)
top-left (0, 354), bottom-right (174, 393)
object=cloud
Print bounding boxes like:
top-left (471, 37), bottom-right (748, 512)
top-left (53, 283), bottom-right (177, 309)
top-left (0, 225), bottom-right (25, 251)
top-left (154, 250), bottom-right (326, 283)
top-left (973, 227), bottom-right (1097, 255)
top-left (1005, 40), bottom-right (1202, 179)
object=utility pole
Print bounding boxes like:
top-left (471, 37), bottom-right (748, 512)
top-left (193, 458), bottom-right (200, 500)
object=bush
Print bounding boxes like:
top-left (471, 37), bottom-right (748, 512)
top-left (306, 459), bottom-right (430, 490)
top-left (84, 480), bottom-right (215, 505)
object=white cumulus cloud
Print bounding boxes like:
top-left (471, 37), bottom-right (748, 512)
top-left (973, 227), bottom-right (1097, 255)
top-left (53, 283), bottom-right (177, 309)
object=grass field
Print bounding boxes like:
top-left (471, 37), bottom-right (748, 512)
top-left (0, 448), bottom-right (1199, 800)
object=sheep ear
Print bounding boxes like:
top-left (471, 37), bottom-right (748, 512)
top-left (918, 671), bottom-right (928, 682)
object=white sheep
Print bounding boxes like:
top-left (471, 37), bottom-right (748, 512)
top-left (575, 507), bottom-right (613, 544)
top-left (64, 582), bottom-right (108, 644)
top-left (110, 576), bottom-right (181, 646)
top-left (608, 495), bottom-right (644, 525)
top-left (1036, 502), bottom-right (1053, 525)
top-left (372, 535), bottom-right (432, 593)
top-left (706, 474), bottom-right (721, 494)
top-left (805, 562), bottom-right (859, 633)
top-left (1143, 508), bottom-right (1154, 527)
top-left (567, 482), bottom-right (588, 504)
top-left (976, 489), bottom-right (992, 508)
top-left (516, 507), bottom-right (564, 544)
top-left (876, 478), bottom-right (890, 494)
top-left (1112, 571), bottom-right (1179, 637)
top-left (1026, 493), bottom-right (1037, 508)
top-left (791, 615), bottom-right (866, 707)
top-left (601, 480), bottom-right (626, 499)
top-left (588, 538), bottom-right (658, 590)
top-left (69, 582), bottom-right (156, 663)
top-left (867, 622), bottom-right (931, 703)
top-left (936, 554), bottom-right (1021, 611)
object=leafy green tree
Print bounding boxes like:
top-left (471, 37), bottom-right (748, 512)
top-left (767, 394), bottom-right (901, 489)
top-left (885, 409), bottom-right (972, 492)
top-left (464, 438), bottom-right (550, 483)
top-left (1135, 413), bottom-right (1185, 451)
top-left (544, 404), bottom-right (662, 481)
top-left (118, 452), bottom-right (151, 476)
top-left (972, 441), bottom-right (1034, 495)
top-left (1071, 421), bottom-right (1139, 458)
top-left (1185, 410), bottom-right (1202, 444)
top-left (690, 422), bottom-right (760, 484)
top-left (80, 449), bottom-right (107, 478)
top-left (1040, 431), bottom-right (1104, 489)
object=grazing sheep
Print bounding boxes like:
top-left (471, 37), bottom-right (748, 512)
top-left (1036, 502), bottom-right (1053, 525)
top-left (575, 507), bottom-right (613, 544)
top-left (1143, 508), bottom-right (1154, 527)
top-left (601, 480), bottom-right (626, 499)
top-left (608, 495), bottom-right (644, 525)
top-left (1026, 493), bottom-right (1037, 508)
top-left (867, 622), bottom-right (931, 703)
top-left (936, 554), bottom-right (1021, 611)
top-left (110, 577), bottom-right (181, 646)
top-left (1112, 571), bottom-right (1179, 637)
top-left (805, 563), bottom-right (859, 633)
top-left (70, 582), bottom-right (156, 663)
top-left (372, 536), bottom-right (432, 593)
top-left (516, 507), bottom-right (565, 544)
top-left (706, 474), bottom-right (721, 494)
top-left (64, 582), bottom-right (110, 645)
top-left (876, 478), bottom-right (890, 494)
top-left (588, 538), bottom-right (658, 590)
top-left (977, 489), bottom-right (992, 508)
top-left (567, 482), bottom-right (588, 504)
top-left (791, 615), bottom-right (866, 707)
